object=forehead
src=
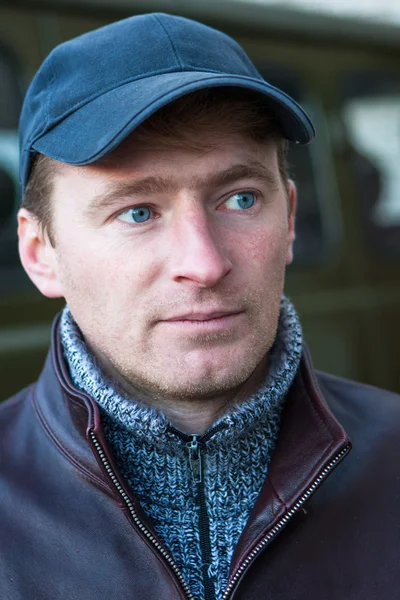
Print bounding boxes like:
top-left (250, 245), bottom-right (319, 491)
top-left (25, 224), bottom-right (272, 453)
top-left (51, 132), bottom-right (281, 218)
top-left (57, 128), bottom-right (280, 181)
top-left (100, 121), bottom-right (279, 161)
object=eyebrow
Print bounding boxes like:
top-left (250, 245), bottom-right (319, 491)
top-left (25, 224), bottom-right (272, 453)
top-left (85, 161), bottom-right (280, 216)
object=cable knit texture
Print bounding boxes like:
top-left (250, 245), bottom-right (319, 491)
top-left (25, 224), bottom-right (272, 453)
top-left (60, 296), bottom-right (302, 600)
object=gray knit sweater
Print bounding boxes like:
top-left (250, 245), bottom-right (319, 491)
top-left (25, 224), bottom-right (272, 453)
top-left (61, 296), bottom-right (302, 600)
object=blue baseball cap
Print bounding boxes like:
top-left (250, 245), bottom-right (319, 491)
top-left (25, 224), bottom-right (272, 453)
top-left (19, 12), bottom-right (315, 191)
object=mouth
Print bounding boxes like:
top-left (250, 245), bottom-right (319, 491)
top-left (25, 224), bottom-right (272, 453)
top-left (166, 310), bottom-right (243, 322)
top-left (161, 310), bottom-right (245, 334)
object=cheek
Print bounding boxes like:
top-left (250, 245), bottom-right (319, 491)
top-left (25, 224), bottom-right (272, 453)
top-left (235, 222), bottom-right (289, 270)
top-left (55, 232), bottom-right (161, 312)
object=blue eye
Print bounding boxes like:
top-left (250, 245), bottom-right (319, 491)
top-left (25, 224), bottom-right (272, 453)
top-left (119, 206), bottom-right (152, 223)
top-left (225, 192), bottom-right (256, 210)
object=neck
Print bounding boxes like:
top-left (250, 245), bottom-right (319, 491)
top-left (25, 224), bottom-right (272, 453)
top-left (90, 347), bottom-right (269, 435)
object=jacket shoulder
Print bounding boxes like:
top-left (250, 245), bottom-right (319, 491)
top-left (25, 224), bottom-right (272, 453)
top-left (0, 384), bottom-right (34, 415)
top-left (0, 385), bottom-right (37, 448)
top-left (316, 370), bottom-right (400, 436)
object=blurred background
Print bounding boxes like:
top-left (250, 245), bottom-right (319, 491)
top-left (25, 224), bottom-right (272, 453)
top-left (1, 0), bottom-right (400, 400)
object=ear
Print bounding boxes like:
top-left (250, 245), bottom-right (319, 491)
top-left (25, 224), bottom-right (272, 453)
top-left (17, 208), bottom-right (63, 298)
top-left (285, 179), bottom-right (297, 265)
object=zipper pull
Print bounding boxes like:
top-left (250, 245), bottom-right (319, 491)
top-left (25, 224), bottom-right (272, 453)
top-left (187, 435), bottom-right (202, 483)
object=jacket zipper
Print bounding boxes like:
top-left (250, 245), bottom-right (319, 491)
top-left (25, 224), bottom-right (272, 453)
top-left (187, 436), bottom-right (202, 483)
top-left (172, 424), bottom-right (226, 600)
top-left (186, 435), bottom-right (215, 600)
top-left (89, 430), bottom-right (194, 600)
top-left (90, 429), bottom-right (350, 600)
top-left (220, 443), bottom-right (351, 600)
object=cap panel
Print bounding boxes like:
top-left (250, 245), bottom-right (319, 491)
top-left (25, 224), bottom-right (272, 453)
top-left (29, 15), bottom-right (184, 130)
top-left (156, 14), bottom-right (261, 78)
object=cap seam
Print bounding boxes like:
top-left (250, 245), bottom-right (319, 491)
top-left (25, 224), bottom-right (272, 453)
top-left (153, 14), bottom-right (184, 71)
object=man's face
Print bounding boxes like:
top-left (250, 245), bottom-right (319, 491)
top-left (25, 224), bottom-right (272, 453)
top-left (40, 130), bottom-right (295, 400)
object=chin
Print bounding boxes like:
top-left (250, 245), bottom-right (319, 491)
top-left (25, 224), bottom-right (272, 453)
top-left (145, 362), bottom-right (258, 401)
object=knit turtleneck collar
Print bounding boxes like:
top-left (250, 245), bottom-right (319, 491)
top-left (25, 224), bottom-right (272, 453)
top-left (60, 295), bottom-right (302, 442)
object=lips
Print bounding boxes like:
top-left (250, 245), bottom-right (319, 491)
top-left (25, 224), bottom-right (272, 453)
top-left (166, 310), bottom-right (242, 322)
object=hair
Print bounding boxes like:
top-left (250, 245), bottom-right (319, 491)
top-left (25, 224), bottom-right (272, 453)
top-left (21, 87), bottom-right (289, 246)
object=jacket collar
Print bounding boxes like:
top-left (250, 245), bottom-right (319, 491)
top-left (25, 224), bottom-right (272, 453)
top-left (34, 313), bottom-right (351, 561)
top-left (230, 344), bottom-right (351, 570)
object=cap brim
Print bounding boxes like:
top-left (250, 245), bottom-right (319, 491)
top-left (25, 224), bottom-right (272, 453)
top-left (32, 71), bottom-right (315, 166)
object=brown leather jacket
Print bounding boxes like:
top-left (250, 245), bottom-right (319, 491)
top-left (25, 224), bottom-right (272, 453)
top-left (1, 316), bottom-right (400, 600)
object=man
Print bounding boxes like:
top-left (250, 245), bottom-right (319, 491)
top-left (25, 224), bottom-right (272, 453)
top-left (1, 12), bottom-right (399, 600)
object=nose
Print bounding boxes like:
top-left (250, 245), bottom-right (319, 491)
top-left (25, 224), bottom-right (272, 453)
top-left (169, 205), bottom-right (232, 287)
